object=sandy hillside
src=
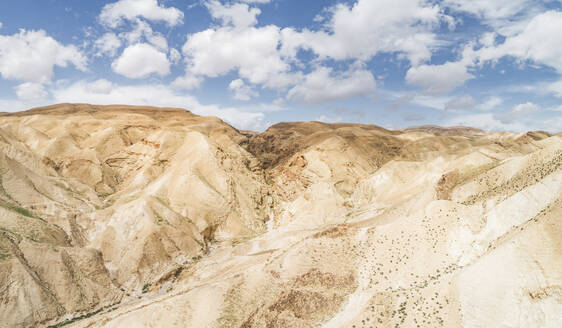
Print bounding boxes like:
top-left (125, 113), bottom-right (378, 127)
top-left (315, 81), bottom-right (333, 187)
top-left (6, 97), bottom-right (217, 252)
top-left (0, 104), bottom-right (560, 328)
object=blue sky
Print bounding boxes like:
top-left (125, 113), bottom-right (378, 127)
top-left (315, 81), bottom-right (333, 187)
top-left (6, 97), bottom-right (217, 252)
top-left (1, 0), bottom-right (561, 132)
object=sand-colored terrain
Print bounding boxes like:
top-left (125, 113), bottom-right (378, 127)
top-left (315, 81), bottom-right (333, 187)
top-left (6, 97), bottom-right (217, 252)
top-left (0, 104), bottom-right (560, 327)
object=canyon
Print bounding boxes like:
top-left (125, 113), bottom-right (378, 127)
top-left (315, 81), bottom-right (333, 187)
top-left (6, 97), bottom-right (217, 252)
top-left (0, 104), bottom-right (560, 327)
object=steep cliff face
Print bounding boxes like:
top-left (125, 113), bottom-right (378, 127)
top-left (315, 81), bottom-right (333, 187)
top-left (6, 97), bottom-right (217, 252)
top-left (0, 104), bottom-right (560, 328)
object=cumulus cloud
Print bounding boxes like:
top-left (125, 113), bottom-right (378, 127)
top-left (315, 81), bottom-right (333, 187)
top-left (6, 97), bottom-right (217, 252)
top-left (119, 19), bottom-right (168, 51)
top-left (228, 79), bottom-right (258, 101)
top-left (431, 10), bottom-right (562, 93)
top-left (206, 0), bottom-right (261, 28)
top-left (85, 79), bottom-right (113, 94)
top-left (446, 104), bottom-right (561, 132)
top-left (0, 29), bottom-right (86, 84)
top-left (287, 66), bottom-right (376, 105)
top-left (445, 113), bottom-right (531, 132)
top-left (511, 102), bottom-right (540, 114)
top-left (240, 0), bottom-right (271, 3)
top-left (443, 0), bottom-right (530, 22)
top-left (281, 0), bottom-right (444, 65)
top-left (405, 62), bottom-right (474, 94)
top-left (476, 11), bottom-right (562, 73)
top-left (443, 0), bottom-right (536, 34)
top-left (99, 0), bottom-right (183, 28)
top-left (94, 33), bottom-right (122, 57)
top-left (177, 24), bottom-right (294, 90)
top-left (176, 0), bottom-right (447, 93)
top-left (52, 80), bottom-right (265, 130)
top-left (172, 75), bottom-right (203, 90)
top-left (400, 9), bottom-right (562, 96)
top-left (3, 0), bottom-right (560, 133)
top-left (171, 0), bottom-right (466, 109)
top-left (169, 48), bottom-right (181, 64)
top-left (14, 82), bottom-right (48, 101)
top-left (411, 94), bottom-right (502, 114)
top-left (410, 94), bottom-right (453, 110)
top-left (478, 96), bottom-right (503, 110)
top-left (111, 43), bottom-right (170, 78)
top-left (494, 102), bottom-right (540, 124)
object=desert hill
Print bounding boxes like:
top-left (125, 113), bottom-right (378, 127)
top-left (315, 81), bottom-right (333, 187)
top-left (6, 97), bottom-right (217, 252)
top-left (0, 104), bottom-right (560, 327)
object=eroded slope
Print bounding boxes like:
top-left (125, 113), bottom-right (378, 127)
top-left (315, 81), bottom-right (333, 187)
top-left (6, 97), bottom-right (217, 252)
top-left (0, 104), bottom-right (560, 328)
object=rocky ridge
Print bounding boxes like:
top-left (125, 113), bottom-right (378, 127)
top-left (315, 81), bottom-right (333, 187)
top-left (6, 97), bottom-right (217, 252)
top-left (0, 104), bottom-right (560, 327)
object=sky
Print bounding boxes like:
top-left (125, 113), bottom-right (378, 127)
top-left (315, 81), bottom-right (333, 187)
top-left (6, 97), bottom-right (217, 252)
top-left (0, 0), bottom-right (562, 132)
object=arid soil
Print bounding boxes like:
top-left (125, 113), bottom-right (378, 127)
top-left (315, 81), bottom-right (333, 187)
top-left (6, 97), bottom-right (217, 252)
top-left (0, 104), bottom-right (560, 327)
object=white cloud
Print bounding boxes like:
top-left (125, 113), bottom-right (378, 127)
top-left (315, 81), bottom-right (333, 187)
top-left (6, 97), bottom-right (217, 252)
top-left (443, 0), bottom-right (529, 22)
top-left (85, 79), bottom-right (113, 94)
top-left (172, 75), bottom-right (203, 90)
top-left (410, 94), bottom-right (452, 110)
top-left (177, 25), bottom-right (294, 90)
top-left (444, 95), bottom-right (476, 110)
top-left (0, 29), bottom-right (86, 84)
top-left (14, 82), bottom-right (48, 101)
top-left (512, 102), bottom-right (540, 114)
top-left (112, 43), bottom-right (170, 78)
top-left (282, 0), bottom-right (443, 65)
top-left (443, 0), bottom-right (536, 34)
top-left (176, 0), bottom-right (449, 96)
top-left (240, 0), bottom-right (271, 3)
top-left (176, 0), bottom-right (448, 94)
top-left (404, 10), bottom-right (562, 94)
top-left (52, 80), bottom-right (265, 130)
top-left (169, 48), bottom-right (181, 64)
top-left (540, 116), bottom-right (562, 133)
top-left (0, 22), bottom-right (3, 29)
top-left (405, 62), bottom-right (474, 94)
top-left (479, 32), bottom-right (497, 47)
top-left (228, 79), bottom-right (258, 101)
top-left (94, 33), bottom-right (122, 57)
top-left (99, 0), bottom-right (183, 28)
top-left (478, 96), bottom-right (503, 110)
top-left (287, 66), bottom-right (376, 105)
top-left (445, 113), bottom-right (531, 132)
top-left (476, 11), bottom-right (562, 73)
top-left (119, 19), bottom-right (168, 51)
top-left (494, 102), bottom-right (540, 124)
top-left (206, 0), bottom-right (261, 28)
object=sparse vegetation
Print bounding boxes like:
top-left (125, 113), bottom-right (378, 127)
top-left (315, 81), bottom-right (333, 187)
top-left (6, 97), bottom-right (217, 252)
top-left (0, 199), bottom-right (36, 218)
top-left (0, 104), bottom-right (560, 327)
top-left (142, 283), bottom-right (151, 293)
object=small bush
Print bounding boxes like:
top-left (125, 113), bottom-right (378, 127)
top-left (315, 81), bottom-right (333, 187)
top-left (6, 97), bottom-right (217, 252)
top-left (142, 283), bottom-right (152, 293)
